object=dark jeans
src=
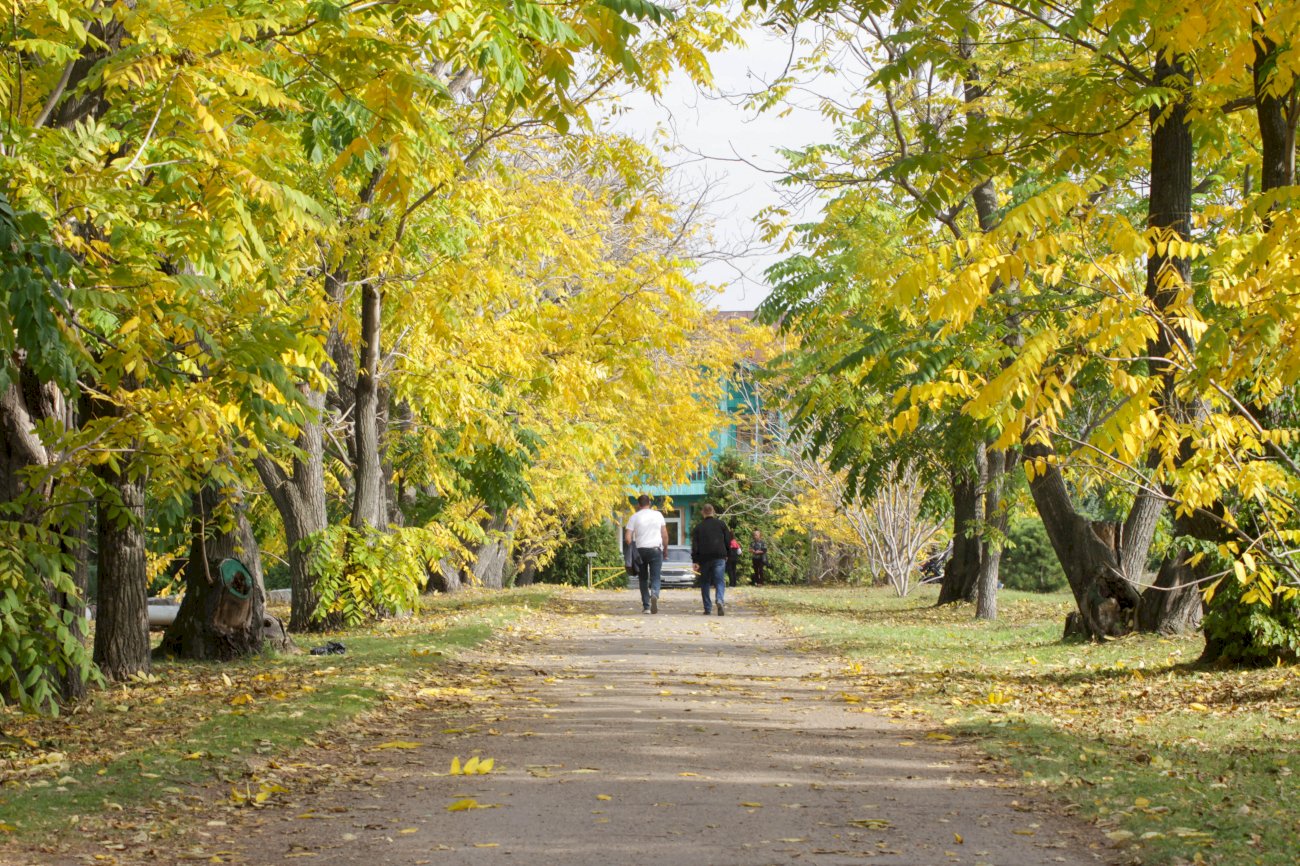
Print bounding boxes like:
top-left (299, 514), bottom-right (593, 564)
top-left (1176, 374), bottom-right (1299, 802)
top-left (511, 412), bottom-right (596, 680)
top-left (700, 558), bottom-right (726, 612)
top-left (636, 547), bottom-right (663, 609)
top-left (752, 558), bottom-right (765, 585)
top-left (726, 556), bottom-right (738, 587)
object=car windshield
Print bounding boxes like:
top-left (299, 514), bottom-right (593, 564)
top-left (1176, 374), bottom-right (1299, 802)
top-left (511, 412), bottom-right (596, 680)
top-left (665, 548), bottom-right (692, 563)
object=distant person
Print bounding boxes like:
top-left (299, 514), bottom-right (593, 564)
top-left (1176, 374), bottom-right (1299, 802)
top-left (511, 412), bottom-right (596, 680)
top-left (691, 503), bottom-right (733, 615)
top-left (625, 494), bottom-right (668, 614)
top-left (726, 537), bottom-right (741, 587)
top-left (750, 530), bottom-right (769, 586)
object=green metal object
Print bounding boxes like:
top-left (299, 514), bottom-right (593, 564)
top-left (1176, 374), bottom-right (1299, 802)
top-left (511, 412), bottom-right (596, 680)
top-left (218, 558), bottom-right (253, 599)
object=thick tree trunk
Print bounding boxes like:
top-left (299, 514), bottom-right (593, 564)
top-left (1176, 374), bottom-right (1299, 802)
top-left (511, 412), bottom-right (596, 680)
top-left (1137, 52), bottom-right (1203, 633)
top-left (158, 487), bottom-right (272, 660)
top-left (938, 458), bottom-right (984, 605)
top-left (471, 513), bottom-right (517, 589)
top-left (351, 282), bottom-right (385, 531)
top-left (1028, 444), bottom-right (1143, 639)
top-left (431, 558), bottom-right (463, 593)
top-left (93, 460), bottom-right (150, 680)
top-left (255, 389), bottom-right (329, 632)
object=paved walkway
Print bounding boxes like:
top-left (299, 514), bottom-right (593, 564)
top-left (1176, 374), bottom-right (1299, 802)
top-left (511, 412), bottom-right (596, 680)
top-left (229, 590), bottom-right (1109, 865)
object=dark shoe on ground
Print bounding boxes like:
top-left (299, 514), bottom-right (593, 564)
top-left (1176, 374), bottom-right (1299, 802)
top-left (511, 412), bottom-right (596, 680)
top-left (717, 603), bottom-right (725, 616)
top-left (702, 609), bottom-right (711, 615)
top-left (650, 596), bottom-right (658, 614)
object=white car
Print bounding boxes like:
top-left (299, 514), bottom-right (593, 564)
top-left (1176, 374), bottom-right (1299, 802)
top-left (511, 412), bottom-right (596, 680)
top-left (626, 547), bottom-right (697, 589)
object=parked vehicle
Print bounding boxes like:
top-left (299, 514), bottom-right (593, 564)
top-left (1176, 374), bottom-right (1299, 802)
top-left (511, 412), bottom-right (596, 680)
top-left (626, 547), bottom-right (697, 589)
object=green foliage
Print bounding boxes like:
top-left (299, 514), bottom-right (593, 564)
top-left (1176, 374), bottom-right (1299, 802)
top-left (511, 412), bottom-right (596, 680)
top-left (536, 520), bottom-right (621, 586)
top-left (705, 450), bottom-right (801, 584)
top-left (0, 518), bottom-right (96, 713)
top-left (1000, 518), bottom-right (1068, 593)
top-left (1204, 577), bottom-right (1300, 665)
top-left (307, 525), bottom-right (448, 627)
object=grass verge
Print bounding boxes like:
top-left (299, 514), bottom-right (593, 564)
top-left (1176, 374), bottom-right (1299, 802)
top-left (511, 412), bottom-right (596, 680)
top-left (0, 587), bottom-right (555, 845)
top-left (756, 585), bottom-right (1300, 866)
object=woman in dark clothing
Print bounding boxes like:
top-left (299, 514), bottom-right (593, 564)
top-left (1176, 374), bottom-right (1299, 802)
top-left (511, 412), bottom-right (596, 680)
top-left (726, 537), bottom-right (741, 587)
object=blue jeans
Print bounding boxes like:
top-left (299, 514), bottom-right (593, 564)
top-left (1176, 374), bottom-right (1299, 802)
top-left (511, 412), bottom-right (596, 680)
top-left (700, 558), bottom-right (726, 611)
top-left (637, 547), bottom-right (663, 609)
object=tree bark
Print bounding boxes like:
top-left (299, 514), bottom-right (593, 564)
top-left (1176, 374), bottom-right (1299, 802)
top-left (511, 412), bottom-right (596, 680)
top-left (1136, 52), bottom-right (1203, 634)
top-left (975, 448), bottom-right (1008, 620)
top-left (351, 281), bottom-right (386, 531)
top-left (471, 513), bottom-right (517, 589)
top-left (938, 466), bottom-right (983, 604)
top-left (158, 486), bottom-right (272, 660)
top-left (255, 388), bottom-right (329, 632)
top-left (431, 557), bottom-right (463, 593)
top-left (93, 458), bottom-right (150, 680)
top-left (1254, 29), bottom-right (1297, 193)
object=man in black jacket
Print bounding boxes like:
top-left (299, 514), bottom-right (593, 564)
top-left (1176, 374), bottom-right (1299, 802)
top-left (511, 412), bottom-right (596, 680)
top-left (691, 503), bottom-right (733, 615)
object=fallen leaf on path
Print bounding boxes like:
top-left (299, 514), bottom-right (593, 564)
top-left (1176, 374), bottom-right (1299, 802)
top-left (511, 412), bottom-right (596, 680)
top-left (374, 741), bottom-right (422, 750)
top-left (447, 799), bottom-right (485, 812)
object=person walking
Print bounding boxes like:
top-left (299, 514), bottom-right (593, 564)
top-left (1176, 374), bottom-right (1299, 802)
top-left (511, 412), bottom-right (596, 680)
top-left (750, 530), bottom-right (769, 586)
top-left (625, 494), bottom-right (668, 614)
top-left (691, 503), bottom-right (732, 615)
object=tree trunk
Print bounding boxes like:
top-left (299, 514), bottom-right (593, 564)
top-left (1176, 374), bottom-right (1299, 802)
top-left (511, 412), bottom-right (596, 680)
top-left (351, 281), bottom-right (385, 531)
top-left (1136, 52), bottom-right (1203, 633)
top-left (1254, 30), bottom-right (1296, 193)
top-left (975, 449), bottom-right (1008, 620)
top-left (93, 459), bottom-right (150, 680)
top-left (158, 487), bottom-right (272, 660)
top-left (255, 389), bottom-right (329, 632)
top-left (1028, 443), bottom-right (1143, 638)
top-left (471, 513), bottom-right (516, 590)
top-left (430, 557), bottom-right (463, 593)
top-left (938, 459), bottom-right (984, 605)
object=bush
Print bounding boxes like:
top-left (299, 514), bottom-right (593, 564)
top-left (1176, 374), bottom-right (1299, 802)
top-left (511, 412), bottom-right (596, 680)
top-left (1001, 518), bottom-right (1068, 593)
top-left (1203, 577), bottom-right (1300, 665)
top-left (536, 520), bottom-right (622, 586)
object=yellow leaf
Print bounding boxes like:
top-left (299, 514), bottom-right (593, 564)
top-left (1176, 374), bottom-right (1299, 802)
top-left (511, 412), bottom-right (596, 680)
top-left (462, 756), bottom-right (480, 774)
top-left (374, 741), bottom-right (422, 750)
top-left (398, 828), bottom-right (418, 834)
top-left (447, 799), bottom-right (480, 812)
top-left (1188, 702), bottom-right (1209, 712)
top-left (229, 693), bottom-right (253, 706)
top-left (954, 832), bottom-right (963, 844)
top-left (477, 758), bottom-right (494, 774)
top-left (450, 757), bottom-right (462, 775)
top-left (740, 802), bottom-right (762, 808)
top-left (596, 794), bottom-right (612, 801)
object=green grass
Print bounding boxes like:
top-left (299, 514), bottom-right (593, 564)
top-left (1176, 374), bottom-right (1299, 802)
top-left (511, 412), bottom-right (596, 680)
top-left (0, 588), bottom-right (555, 841)
top-left (756, 585), bottom-right (1300, 866)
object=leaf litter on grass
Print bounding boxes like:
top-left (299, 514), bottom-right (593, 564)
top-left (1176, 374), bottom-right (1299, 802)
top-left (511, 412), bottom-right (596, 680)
top-left (757, 585), bottom-right (1300, 866)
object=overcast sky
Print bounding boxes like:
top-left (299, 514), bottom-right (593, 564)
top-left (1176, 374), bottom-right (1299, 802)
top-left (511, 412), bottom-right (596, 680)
top-left (601, 22), bottom-right (844, 312)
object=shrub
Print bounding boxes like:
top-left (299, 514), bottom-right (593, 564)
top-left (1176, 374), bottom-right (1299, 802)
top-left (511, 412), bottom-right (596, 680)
top-left (1001, 518), bottom-right (1068, 593)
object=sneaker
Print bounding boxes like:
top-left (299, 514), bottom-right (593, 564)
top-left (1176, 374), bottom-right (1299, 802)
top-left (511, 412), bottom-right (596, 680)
top-left (702, 608), bottom-right (711, 615)
top-left (650, 596), bottom-right (658, 614)
top-left (642, 607), bottom-right (651, 615)
top-left (717, 603), bottom-right (725, 616)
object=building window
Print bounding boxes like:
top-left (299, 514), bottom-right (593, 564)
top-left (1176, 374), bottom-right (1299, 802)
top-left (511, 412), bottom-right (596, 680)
top-left (662, 508), bottom-right (683, 546)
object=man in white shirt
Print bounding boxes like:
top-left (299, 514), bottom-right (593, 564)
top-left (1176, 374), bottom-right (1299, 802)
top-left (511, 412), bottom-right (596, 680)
top-left (625, 494), bottom-right (669, 614)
